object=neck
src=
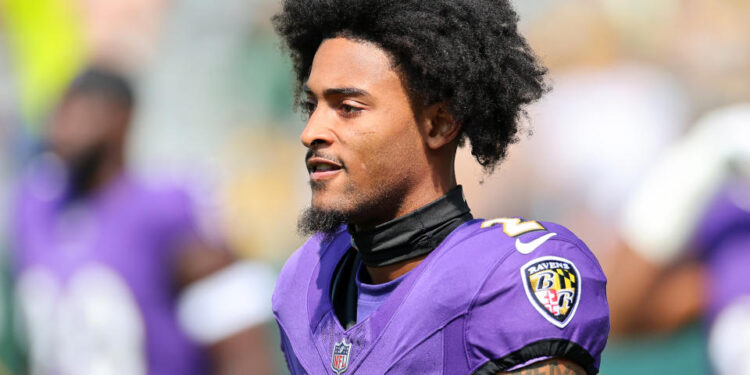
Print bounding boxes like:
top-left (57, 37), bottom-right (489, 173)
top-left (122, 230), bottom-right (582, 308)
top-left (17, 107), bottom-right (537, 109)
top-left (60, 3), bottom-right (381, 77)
top-left (94, 158), bottom-right (123, 190)
top-left (349, 185), bottom-right (471, 283)
top-left (68, 151), bottom-right (124, 199)
top-left (354, 170), bottom-right (457, 232)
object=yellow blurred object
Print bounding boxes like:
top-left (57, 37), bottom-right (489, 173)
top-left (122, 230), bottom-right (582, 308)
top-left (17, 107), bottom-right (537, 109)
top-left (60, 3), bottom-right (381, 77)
top-left (1, 0), bottom-right (85, 131)
top-left (217, 128), bottom-right (306, 262)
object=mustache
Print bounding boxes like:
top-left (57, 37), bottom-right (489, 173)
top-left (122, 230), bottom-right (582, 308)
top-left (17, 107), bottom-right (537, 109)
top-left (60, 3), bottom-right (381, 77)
top-left (305, 149), bottom-right (345, 169)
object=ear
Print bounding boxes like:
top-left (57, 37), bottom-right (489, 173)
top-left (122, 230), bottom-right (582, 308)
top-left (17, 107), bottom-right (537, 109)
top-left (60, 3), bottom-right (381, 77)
top-left (423, 103), bottom-right (460, 150)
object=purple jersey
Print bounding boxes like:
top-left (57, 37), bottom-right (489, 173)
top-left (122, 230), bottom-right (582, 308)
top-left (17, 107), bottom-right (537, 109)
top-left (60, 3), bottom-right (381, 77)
top-left (273, 218), bottom-right (610, 374)
top-left (693, 183), bottom-right (750, 323)
top-left (355, 267), bottom-right (405, 324)
top-left (11, 163), bottom-right (208, 375)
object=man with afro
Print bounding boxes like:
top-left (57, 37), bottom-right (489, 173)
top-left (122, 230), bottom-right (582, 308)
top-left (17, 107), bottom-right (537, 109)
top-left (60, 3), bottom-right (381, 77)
top-left (271, 0), bottom-right (610, 374)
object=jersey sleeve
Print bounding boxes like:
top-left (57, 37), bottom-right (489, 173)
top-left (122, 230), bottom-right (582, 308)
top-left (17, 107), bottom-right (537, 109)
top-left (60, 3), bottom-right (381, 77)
top-left (465, 234), bottom-right (609, 375)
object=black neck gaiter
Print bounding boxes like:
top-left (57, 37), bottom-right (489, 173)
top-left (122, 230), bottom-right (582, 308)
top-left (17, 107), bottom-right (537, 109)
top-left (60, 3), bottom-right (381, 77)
top-left (348, 185), bottom-right (473, 267)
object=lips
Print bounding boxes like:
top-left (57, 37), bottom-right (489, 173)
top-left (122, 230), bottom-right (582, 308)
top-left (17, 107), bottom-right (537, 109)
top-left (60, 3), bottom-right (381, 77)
top-left (306, 156), bottom-right (343, 180)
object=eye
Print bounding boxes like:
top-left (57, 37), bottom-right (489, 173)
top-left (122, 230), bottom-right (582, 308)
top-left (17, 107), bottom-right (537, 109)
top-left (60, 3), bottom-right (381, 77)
top-left (301, 99), bottom-right (317, 117)
top-left (338, 102), bottom-right (363, 118)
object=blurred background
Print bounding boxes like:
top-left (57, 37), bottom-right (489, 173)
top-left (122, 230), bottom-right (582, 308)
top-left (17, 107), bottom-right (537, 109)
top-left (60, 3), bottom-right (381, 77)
top-left (0, 0), bottom-right (749, 374)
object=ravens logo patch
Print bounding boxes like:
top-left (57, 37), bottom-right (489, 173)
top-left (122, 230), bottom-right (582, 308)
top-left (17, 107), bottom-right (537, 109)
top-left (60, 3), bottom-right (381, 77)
top-left (520, 256), bottom-right (581, 328)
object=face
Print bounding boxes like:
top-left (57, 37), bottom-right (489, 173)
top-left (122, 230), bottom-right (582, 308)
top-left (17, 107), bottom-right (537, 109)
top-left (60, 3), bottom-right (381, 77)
top-left (301, 37), bottom-right (428, 227)
top-left (47, 93), bottom-right (126, 168)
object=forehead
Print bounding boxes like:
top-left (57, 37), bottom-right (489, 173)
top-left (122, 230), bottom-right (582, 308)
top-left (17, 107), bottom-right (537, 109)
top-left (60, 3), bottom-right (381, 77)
top-left (306, 37), bottom-right (401, 95)
top-left (55, 93), bottom-right (123, 130)
top-left (60, 92), bottom-right (116, 111)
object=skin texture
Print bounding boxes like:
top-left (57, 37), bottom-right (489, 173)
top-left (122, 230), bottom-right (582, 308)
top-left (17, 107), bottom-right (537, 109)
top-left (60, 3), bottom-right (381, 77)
top-left (499, 358), bottom-right (586, 375)
top-left (301, 37), bottom-right (461, 283)
top-left (47, 83), bottom-right (273, 375)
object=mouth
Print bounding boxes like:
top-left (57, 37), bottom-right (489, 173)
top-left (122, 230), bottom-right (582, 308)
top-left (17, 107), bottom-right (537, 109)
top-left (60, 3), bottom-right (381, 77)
top-left (306, 157), bottom-right (343, 180)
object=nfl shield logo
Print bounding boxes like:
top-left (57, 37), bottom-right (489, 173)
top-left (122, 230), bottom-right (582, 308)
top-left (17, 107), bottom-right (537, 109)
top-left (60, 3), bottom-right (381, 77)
top-left (331, 339), bottom-right (352, 374)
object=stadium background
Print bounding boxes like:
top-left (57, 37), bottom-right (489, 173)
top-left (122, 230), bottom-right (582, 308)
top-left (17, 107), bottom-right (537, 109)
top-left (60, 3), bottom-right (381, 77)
top-left (1, 0), bottom-right (749, 373)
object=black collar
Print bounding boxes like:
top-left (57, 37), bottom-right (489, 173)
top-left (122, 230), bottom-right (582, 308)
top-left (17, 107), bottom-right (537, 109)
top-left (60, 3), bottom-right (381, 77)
top-left (348, 186), bottom-right (473, 267)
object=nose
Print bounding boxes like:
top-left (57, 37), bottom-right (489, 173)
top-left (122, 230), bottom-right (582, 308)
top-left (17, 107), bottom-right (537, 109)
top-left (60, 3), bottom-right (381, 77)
top-left (300, 109), bottom-right (334, 149)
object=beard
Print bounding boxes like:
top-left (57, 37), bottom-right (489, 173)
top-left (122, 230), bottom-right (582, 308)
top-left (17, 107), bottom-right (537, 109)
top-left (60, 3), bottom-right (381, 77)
top-left (297, 206), bottom-right (349, 241)
top-left (297, 176), bottom-right (404, 240)
top-left (64, 143), bottom-right (106, 200)
top-left (297, 179), bottom-right (355, 240)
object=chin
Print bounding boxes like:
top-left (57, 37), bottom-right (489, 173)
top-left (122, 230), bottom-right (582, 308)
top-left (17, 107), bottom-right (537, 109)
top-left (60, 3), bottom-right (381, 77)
top-left (311, 191), bottom-right (336, 209)
top-left (311, 190), bottom-right (352, 214)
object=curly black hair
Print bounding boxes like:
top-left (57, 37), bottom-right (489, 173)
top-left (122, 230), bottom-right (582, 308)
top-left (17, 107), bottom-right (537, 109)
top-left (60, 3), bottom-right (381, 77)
top-left (273, 0), bottom-right (548, 172)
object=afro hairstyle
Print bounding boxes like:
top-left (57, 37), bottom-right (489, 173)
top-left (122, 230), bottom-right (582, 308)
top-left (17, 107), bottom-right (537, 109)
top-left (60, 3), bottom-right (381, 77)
top-left (273, 0), bottom-right (548, 172)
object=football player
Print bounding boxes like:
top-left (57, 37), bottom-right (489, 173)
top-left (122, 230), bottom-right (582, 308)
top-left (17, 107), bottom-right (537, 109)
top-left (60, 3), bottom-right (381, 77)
top-left (271, 0), bottom-right (610, 374)
top-left (10, 67), bottom-right (275, 375)
top-left (611, 104), bottom-right (750, 374)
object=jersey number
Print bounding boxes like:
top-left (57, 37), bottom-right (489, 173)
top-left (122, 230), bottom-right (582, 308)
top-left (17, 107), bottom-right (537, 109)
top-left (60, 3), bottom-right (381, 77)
top-left (16, 264), bottom-right (146, 375)
top-left (481, 217), bottom-right (545, 237)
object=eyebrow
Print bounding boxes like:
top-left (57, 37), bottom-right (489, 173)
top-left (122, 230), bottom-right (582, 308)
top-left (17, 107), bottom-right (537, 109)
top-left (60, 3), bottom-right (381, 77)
top-left (303, 84), bottom-right (370, 98)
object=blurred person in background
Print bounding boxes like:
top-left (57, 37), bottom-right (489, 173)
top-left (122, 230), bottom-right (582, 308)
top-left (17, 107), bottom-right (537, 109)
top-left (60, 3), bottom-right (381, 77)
top-left (9, 67), bottom-right (275, 375)
top-left (608, 104), bottom-right (750, 375)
